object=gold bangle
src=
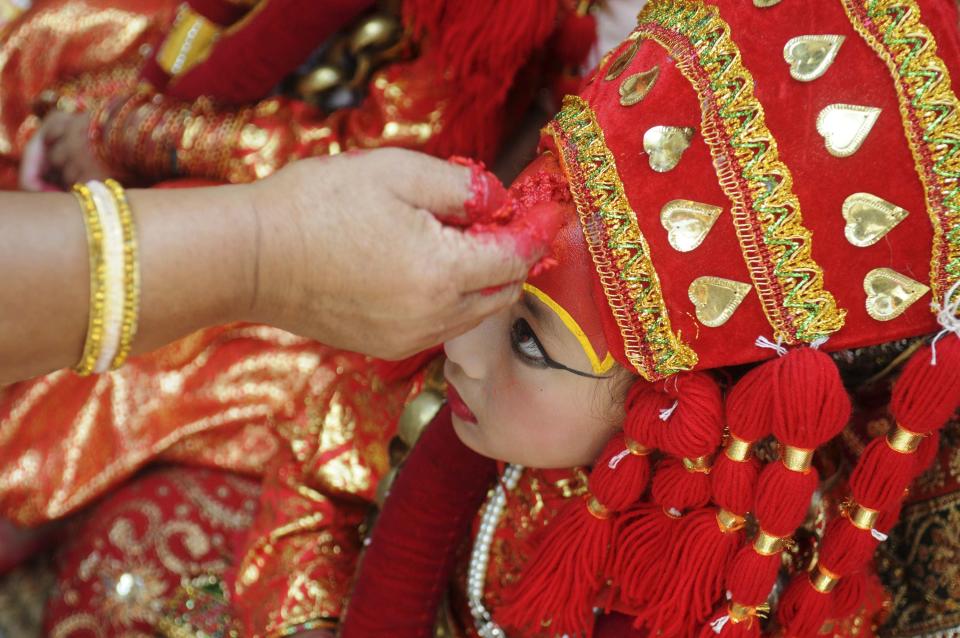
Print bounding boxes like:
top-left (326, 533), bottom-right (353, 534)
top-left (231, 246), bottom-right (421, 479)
top-left (104, 179), bottom-right (140, 369)
top-left (716, 509), bottom-right (746, 533)
top-left (753, 529), bottom-right (785, 556)
top-left (72, 184), bottom-right (107, 376)
top-left (625, 437), bottom-right (651, 456)
top-left (725, 436), bottom-right (752, 462)
top-left (848, 504), bottom-right (879, 531)
top-left (887, 425), bottom-right (924, 454)
top-left (782, 445), bottom-right (814, 473)
top-left (682, 454), bottom-right (713, 473)
top-left (810, 565), bottom-right (840, 593)
top-left (586, 496), bottom-right (609, 520)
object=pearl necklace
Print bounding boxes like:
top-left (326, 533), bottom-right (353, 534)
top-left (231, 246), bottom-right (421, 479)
top-left (468, 463), bottom-right (524, 638)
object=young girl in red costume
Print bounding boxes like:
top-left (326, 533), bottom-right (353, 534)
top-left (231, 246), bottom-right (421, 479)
top-left (344, 0), bottom-right (960, 636)
top-left (3, 0), bottom-right (960, 637)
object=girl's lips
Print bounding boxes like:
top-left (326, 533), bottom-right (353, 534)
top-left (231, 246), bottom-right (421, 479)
top-left (446, 381), bottom-right (478, 424)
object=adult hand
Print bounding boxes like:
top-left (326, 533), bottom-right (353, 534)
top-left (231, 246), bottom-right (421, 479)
top-left (19, 110), bottom-right (109, 191)
top-left (248, 148), bottom-right (537, 359)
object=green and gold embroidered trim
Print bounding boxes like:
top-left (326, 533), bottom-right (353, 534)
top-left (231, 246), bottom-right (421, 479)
top-left (547, 95), bottom-right (698, 381)
top-left (842, 0), bottom-right (960, 305)
top-left (637, 0), bottom-right (846, 343)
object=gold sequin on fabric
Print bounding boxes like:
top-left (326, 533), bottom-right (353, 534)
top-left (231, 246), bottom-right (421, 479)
top-left (842, 192), bottom-right (909, 247)
top-left (816, 104), bottom-right (882, 157)
top-left (688, 276), bottom-right (752, 328)
top-left (637, 1), bottom-right (846, 345)
top-left (753, 0), bottom-right (782, 6)
top-left (841, 0), bottom-right (960, 304)
top-left (864, 267), bottom-right (930, 321)
top-left (619, 65), bottom-right (660, 106)
top-left (660, 199), bottom-right (722, 252)
top-left (783, 35), bottom-right (846, 82)
top-left (547, 95), bottom-right (698, 380)
top-left (604, 39), bottom-right (640, 80)
top-left (643, 125), bottom-right (695, 172)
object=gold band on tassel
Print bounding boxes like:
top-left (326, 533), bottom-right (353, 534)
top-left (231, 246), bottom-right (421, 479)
top-left (587, 496), bottom-right (610, 520)
top-left (716, 509), bottom-right (746, 533)
top-left (753, 529), bottom-right (786, 556)
top-left (682, 454), bottom-right (713, 474)
top-left (725, 436), bottom-right (752, 462)
top-left (626, 437), bottom-right (651, 456)
top-left (782, 446), bottom-right (815, 473)
top-left (848, 504), bottom-right (879, 531)
top-left (811, 565), bottom-right (841, 593)
top-left (887, 425), bottom-right (924, 454)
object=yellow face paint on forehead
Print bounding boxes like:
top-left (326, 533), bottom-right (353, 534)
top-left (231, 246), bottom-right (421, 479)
top-left (523, 283), bottom-right (616, 376)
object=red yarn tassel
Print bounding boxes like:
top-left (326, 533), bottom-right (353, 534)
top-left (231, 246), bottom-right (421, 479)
top-left (633, 508), bottom-right (744, 636)
top-left (777, 576), bottom-right (833, 638)
top-left (615, 503), bottom-right (680, 609)
top-left (657, 372), bottom-right (725, 458)
top-left (497, 502), bottom-right (611, 635)
top-left (497, 434), bottom-right (641, 636)
top-left (651, 456), bottom-right (712, 513)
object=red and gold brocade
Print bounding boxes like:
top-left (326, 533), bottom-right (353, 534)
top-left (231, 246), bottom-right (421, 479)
top-left (0, 324), bottom-right (424, 636)
top-left (104, 54), bottom-right (456, 185)
top-left (0, 0), bottom-right (180, 188)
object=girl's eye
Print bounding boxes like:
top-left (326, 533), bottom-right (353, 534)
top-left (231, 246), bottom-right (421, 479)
top-left (510, 318), bottom-right (548, 366)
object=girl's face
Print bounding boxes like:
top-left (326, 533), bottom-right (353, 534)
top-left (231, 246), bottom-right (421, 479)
top-left (443, 291), bottom-right (629, 468)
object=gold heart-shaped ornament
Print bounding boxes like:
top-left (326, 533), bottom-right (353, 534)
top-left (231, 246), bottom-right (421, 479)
top-left (644, 126), bottom-right (695, 173)
top-left (605, 40), bottom-right (639, 81)
top-left (783, 35), bottom-right (845, 82)
top-left (842, 192), bottom-right (909, 247)
top-left (864, 268), bottom-right (929, 321)
top-left (660, 199), bottom-right (722, 252)
top-left (816, 104), bottom-right (881, 157)
top-left (620, 66), bottom-right (660, 106)
top-left (689, 276), bottom-right (752, 328)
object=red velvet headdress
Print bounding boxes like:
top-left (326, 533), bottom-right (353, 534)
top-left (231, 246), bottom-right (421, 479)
top-left (504, 1), bottom-right (960, 636)
top-left (529, 0), bottom-right (960, 382)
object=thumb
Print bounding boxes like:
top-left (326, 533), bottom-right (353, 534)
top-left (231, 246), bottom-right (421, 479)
top-left (441, 226), bottom-right (539, 294)
top-left (389, 150), bottom-right (501, 220)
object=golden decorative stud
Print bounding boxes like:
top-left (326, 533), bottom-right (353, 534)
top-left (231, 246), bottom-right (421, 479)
top-left (620, 65), bottom-right (660, 106)
top-left (688, 276), bottom-right (752, 327)
top-left (842, 192), bottom-right (909, 247)
top-left (783, 35), bottom-right (845, 82)
top-left (864, 268), bottom-right (930, 321)
top-left (643, 125), bottom-right (696, 173)
top-left (754, 0), bottom-right (782, 6)
top-left (605, 40), bottom-right (640, 81)
top-left (816, 104), bottom-right (881, 157)
top-left (660, 199), bottom-right (722, 252)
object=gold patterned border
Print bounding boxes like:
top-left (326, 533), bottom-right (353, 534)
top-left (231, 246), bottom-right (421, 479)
top-left (842, 0), bottom-right (960, 305)
top-left (546, 95), bottom-right (697, 381)
top-left (636, 0), bottom-right (846, 343)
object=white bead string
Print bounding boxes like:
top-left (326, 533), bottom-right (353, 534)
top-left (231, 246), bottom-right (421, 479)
top-left (86, 180), bottom-right (125, 374)
top-left (468, 463), bottom-right (523, 638)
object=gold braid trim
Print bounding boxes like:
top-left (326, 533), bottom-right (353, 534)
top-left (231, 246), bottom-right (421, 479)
top-left (842, 0), bottom-right (960, 300)
top-left (547, 96), bottom-right (697, 381)
top-left (636, 0), bottom-right (846, 343)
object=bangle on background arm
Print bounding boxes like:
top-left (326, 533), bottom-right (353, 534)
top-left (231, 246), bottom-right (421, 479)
top-left (72, 180), bottom-right (141, 375)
